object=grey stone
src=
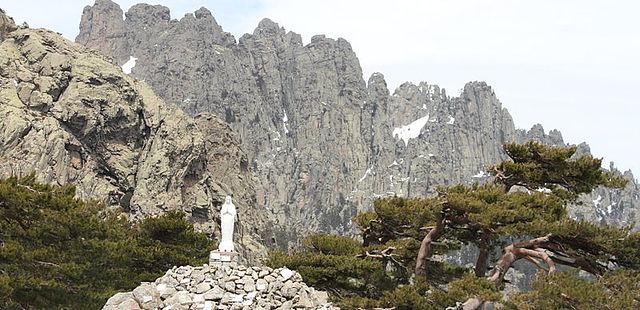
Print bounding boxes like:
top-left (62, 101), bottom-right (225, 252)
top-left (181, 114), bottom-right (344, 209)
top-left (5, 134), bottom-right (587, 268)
top-left (132, 283), bottom-right (161, 309)
top-left (203, 286), bottom-right (225, 300)
top-left (195, 282), bottom-right (211, 294)
top-left (103, 292), bottom-right (141, 310)
top-left (263, 275), bottom-right (275, 283)
top-left (279, 281), bottom-right (299, 298)
top-left (255, 279), bottom-right (268, 291)
top-left (156, 283), bottom-right (177, 299)
top-left (224, 281), bottom-right (236, 292)
top-left (164, 291), bottom-right (193, 307)
top-left (241, 277), bottom-right (255, 292)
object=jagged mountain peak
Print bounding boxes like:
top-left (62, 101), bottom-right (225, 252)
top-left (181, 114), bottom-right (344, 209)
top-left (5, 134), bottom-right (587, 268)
top-left (69, 1), bottom-right (640, 245)
top-left (75, 1), bottom-right (640, 245)
top-left (367, 72), bottom-right (389, 94)
top-left (0, 8), bottom-right (17, 41)
top-left (126, 3), bottom-right (171, 23)
top-left (254, 17), bottom-right (284, 35)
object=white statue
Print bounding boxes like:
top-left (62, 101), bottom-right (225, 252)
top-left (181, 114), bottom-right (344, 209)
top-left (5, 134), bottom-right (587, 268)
top-left (218, 195), bottom-right (236, 252)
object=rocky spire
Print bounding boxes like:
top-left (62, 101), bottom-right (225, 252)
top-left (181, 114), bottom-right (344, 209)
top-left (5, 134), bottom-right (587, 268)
top-left (72, 2), bottom-right (640, 247)
top-left (76, 0), bottom-right (128, 63)
top-left (0, 8), bottom-right (17, 41)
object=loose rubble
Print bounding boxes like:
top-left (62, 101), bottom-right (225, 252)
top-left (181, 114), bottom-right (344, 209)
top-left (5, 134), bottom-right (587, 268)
top-left (103, 263), bottom-right (338, 310)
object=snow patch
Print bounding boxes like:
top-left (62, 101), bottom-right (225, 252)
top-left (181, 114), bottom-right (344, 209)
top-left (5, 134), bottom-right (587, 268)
top-left (418, 153), bottom-right (436, 159)
top-left (388, 160), bottom-right (400, 168)
top-left (121, 56), bottom-right (137, 74)
top-left (472, 170), bottom-right (489, 178)
top-left (536, 187), bottom-right (552, 193)
top-left (606, 202), bottom-right (617, 214)
top-left (358, 166), bottom-right (373, 182)
top-left (282, 111), bottom-right (289, 134)
top-left (392, 114), bottom-right (429, 146)
top-left (447, 116), bottom-right (455, 125)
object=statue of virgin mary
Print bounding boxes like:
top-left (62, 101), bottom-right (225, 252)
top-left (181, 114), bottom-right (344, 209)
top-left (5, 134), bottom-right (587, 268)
top-left (218, 195), bottom-right (236, 252)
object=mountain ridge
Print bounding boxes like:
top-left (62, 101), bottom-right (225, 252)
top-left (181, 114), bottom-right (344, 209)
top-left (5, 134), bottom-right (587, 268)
top-left (74, 0), bottom-right (638, 248)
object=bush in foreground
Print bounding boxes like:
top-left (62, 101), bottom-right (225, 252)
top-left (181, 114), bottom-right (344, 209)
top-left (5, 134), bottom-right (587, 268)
top-left (0, 175), bottom-right (214, 309)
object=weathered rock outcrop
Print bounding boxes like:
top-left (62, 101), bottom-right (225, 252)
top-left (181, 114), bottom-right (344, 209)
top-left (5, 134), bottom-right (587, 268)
top-left (0, 23), bottom-right (273, 259)
top-left (0, 9), bottom-right (16, 41)
top-left (76, 0), bottom-right (639, 248)
top-left (103, 263), bottom-right (337, 310)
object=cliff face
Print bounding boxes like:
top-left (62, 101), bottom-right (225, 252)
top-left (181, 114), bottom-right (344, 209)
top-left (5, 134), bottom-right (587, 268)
top-left (0, 19), bottom-right (273, 259)
top-left (75, 1), bottom-right (639, 247)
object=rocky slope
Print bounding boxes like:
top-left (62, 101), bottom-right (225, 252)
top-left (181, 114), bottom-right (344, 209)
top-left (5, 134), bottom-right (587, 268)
top-left (76, 0), bottom-right (639, 248)
top-left (103, 263), bottom-right (336, 310)
top-left (0, 13), bottom-right (274, 259)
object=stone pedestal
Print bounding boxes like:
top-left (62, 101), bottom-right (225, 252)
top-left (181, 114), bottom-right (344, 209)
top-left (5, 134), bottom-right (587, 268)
top-left (209, 251), bottom-right (239, 265)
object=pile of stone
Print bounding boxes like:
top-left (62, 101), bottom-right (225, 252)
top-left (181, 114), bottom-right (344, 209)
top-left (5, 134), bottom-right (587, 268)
top-left (103, 262), bottom-right (339, 310)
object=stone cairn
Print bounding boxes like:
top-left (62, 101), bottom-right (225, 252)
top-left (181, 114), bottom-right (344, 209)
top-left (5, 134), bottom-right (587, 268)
top-left (102, 261), bottom-right (338, 310)
top-left (103, 197), bottom-right (338, 309)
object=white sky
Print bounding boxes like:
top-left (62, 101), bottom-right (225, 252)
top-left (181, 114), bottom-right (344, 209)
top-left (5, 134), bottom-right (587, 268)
top-left (3, 0), bottom-right (639, 176)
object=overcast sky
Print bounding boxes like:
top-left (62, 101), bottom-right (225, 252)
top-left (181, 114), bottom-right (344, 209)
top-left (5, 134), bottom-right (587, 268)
top-left (3, 0), bottom-right (639, 176)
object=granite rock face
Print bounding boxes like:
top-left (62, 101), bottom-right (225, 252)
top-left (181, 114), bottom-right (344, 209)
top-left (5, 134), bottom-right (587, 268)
top-left (76, 0), bottom-right (639, 248)
top-left (0, 24), bottom-right (273, 259)
top-left (103, 263), bottom-right (338, 310)
top-left (0, 9), bottom-right (16, 41)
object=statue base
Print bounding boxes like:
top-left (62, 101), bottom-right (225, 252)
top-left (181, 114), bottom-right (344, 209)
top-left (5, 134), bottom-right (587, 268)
top-left (209, 250), bottom-right (239, 265)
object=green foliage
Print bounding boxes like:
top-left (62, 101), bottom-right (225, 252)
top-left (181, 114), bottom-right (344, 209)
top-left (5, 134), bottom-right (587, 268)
top-left (377, 283), bottom-right (433, 310)
top-left (444, 183), bottom-right (567, 234)
top-left (338, 275), bottom-right (501, 310)
top-left (0, 175), bottom-right (214, 309)
top-left (495, 141), bottom-right (627, 198)
top-left (266, 235), bottom-right (394, 299)
top-left (357, 196), bottom-right (443, 246)
top-left (439, 273), bottom-right (501, 304)
top-left (302, 234), bottom-right (361, 256)
top-left (313, 142), bottom-right (637, 308)
top-left (508, 271), bottom-right (640, 309)
top-left (267, 233), bottom-right (499, 309)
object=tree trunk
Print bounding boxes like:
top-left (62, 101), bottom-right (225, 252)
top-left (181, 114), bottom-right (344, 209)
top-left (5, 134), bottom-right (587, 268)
top-left (474, 232), bottom-right (491, 277)
top-left (463, 235), bottom-right (556, 309)
top-left (415, 217), bottom-right (445, 276)
top-left (488, 234), bottom-right (553, 284)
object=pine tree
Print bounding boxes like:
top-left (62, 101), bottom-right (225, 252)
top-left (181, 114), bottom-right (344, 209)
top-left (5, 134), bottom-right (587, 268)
top-left (268, 142), bottom-right (640, 309)
top-left (0, 175), bottom-right (214, 309)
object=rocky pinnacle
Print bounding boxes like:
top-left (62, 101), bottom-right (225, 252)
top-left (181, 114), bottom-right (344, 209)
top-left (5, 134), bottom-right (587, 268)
top-left (75, 0), bottom-right (639, 248)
